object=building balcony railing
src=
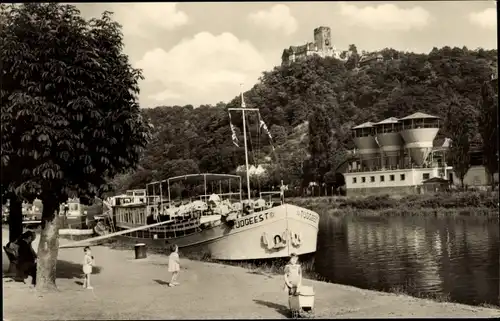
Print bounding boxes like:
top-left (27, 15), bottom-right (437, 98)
top-left (400, 122), bottom-right (440, 130)
top-left (347, 162), bottom-right (447, 173)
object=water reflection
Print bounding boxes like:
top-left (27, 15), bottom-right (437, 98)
top-left (315, 215), bottom-right (499, 306)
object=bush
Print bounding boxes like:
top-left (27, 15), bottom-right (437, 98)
top-left (341, 194), bottom-right (398, 210)
top-left (288, 191), bottom-right (499, 214)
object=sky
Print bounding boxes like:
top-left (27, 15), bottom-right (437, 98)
top-left (76, 1), bottom-right (498, 108)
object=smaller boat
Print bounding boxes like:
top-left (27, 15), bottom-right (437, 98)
top-left (59, 198), bottom-right (90, 230)
top-left (22, 200), bottom-right (42, 228)
top-left (58, 198), bottom-right (108, 238)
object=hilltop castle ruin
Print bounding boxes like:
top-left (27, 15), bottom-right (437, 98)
top-left (281, 26), bottom-right (348, 66)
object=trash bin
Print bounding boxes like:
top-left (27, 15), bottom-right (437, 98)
top-left (134, 243), bottom-right (147, 259)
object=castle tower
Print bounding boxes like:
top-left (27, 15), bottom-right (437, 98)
top-left (314, 26), bottom-right (332, 52)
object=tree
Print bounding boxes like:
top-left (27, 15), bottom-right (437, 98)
top-left (346, 44), bottom-right (360, 70)
top-left (1, 3), bottom-right (150, 290)
top-left (478, 79), bottom-right (498, 190)
top-left (269, 125), bottom-right (287, 146)
top-left (445, 96), bottom-right (477, 188)
top-left (308, 105), bottom-right (334, 184)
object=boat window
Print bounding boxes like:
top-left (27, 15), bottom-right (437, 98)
top-left (69, 204), bottom-right (79, 211)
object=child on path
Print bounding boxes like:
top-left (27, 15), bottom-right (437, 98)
top-left (82, 246), bottom-right (94, 289)
top-left (168, 244), bottom-right (180, 287)
top-left (284, 253), bottom-right (302, 296)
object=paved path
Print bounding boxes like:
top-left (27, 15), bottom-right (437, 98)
top-left (2, 228), bottom-right (499, 320)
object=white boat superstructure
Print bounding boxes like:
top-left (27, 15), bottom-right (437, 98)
top-left (110, 175), bottom-right (319, 260)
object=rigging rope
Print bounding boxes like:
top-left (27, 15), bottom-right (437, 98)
top-left (257, 111), bottom-right (280, 190)
top-left (244, 112), bottom-right (260, 195)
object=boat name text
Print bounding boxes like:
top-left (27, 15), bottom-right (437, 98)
top-left (234, 213), bottom-right (270, 229)
top-left (297, 209), bottom-right (318, 223)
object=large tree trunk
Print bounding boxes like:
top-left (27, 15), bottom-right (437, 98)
top-left (8, 196), bottom-right (23, 276)
top-left (36, 198), bottom-right (60, 292)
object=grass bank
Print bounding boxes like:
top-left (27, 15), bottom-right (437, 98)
top-left (287, 191), bottom-right (499, 217)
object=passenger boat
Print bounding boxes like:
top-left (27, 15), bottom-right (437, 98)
top-left (108, 89), bottom-right (320, 260)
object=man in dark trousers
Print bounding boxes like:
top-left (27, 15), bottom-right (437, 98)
top-left (16, 230), bottom-right (38, 286)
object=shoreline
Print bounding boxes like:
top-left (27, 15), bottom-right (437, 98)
top-left (3, 229), bottom-right (500, 319)
top-left (287, 192), bottom-right (499, 217)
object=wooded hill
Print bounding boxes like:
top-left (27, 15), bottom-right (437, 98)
top-left (112, 46), bottom-right (498, 193)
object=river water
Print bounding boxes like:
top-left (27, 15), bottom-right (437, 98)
top-left (314, 215), bottom-right (499, 306)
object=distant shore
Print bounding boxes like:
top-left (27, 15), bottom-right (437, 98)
top-left (2, 227), bottom-right (499, 320)
top-left (287, 191), bottom-right (499, 217)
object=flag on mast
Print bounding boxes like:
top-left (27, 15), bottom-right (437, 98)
top-left (240, 89), bottom-right (246, 108)
top-left (228, 112), bottom-right (239, 147)
top-left (258, 114), bottom-right (275, 152)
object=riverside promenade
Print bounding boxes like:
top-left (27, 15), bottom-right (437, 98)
top-left (2, 228), bottom-right (499, 320)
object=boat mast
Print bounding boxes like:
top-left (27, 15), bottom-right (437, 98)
top-left (228, 85), bottom-right (259, 202)
top-left (240, 84), bottom-right (251, 201)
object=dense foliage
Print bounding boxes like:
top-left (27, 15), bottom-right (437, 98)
top-left (115, 46), bottom-right (497, 193)
top-left (1, 3), bottom-right (150, 289)
top-left (477, 79), bottom-right (499, 187)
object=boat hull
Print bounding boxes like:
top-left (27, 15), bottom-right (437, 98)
top-left (114, 204), bottom-right (319, 260)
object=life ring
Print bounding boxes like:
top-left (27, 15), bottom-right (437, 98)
top-left (94, 222), bottom-right (109, 236)
top-left (262, 232), bottom-right (287, 250)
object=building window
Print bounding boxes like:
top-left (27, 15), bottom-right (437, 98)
top-left (390, 175), bottom-right (395, 181)
top-left (362, 177), bottom-right (366, 183)
top-left (370, 176), bottom-right (375, 182)
top-left (400, 174), bottom-right (405, 181)
top-left (380, 175), bottom-right (385, 182)
top-left (423, 173), bottom-right (430, 180)
top-left (352, 177), bottom-right (357, 184)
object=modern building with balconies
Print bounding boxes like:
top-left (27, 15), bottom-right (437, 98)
top-left (345, 112), bottom-right (453, 194)
top-left (344, 111), bottom-right (498, 194)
